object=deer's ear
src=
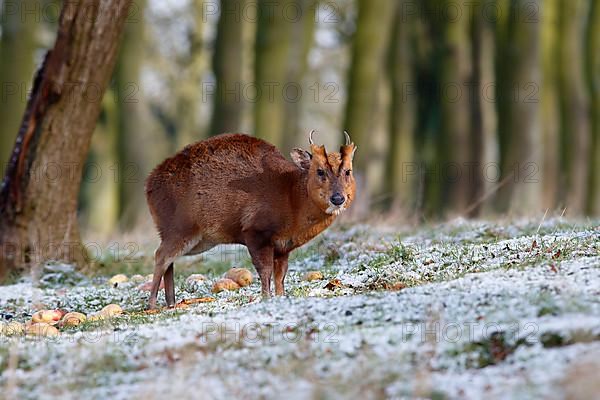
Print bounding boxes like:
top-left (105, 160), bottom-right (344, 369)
top-left (290, 148), bottom-right (312, 170)
top-left (340, 143), bottom-right (357, 161)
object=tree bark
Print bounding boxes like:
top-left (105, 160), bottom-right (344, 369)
top-left (0, 0), bottom-right (38, 171)
top-left (558, 0), bottom-right (591, 215)
top-left (282, 0), bottom-right (317, 152)
top-left (343, 0), bottom-right (395, 174)
top-left (586, 0), bottom-right (600, 215)
top-left (176, 0), bottom-right (206, 148)
top-left (0, 0), bottom-right (132, 280)
top-left (540, 0), bottom-right (561, 211)
top-left (438, 0), bottom-right (473, 214)
top-left (476, 0), bottom-right (499, 215)
top-left (115, 0), bottom-right (146, 229)
top-left (210, 0), bottom-right (245, 136)
top-left (386, 0), bottom-right (416, 212)
top-left (254, 0), bottom-right (294, 148)
top-left (496, 0), bottom-right (542, 214)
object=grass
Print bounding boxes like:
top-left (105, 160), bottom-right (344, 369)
top-left (1, 219), bottom-right (599, 399)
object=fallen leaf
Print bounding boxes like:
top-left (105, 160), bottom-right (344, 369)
top-left (180, 297), bottom-right (216, 305)
top-left (552, 250), bottom-right (562, 260)
top-left (325, 279), bottom-right (343, 290)
top-left (387, 282), bottom-right (406, 291)
top-left (529, 240), bottom-right (538, 251)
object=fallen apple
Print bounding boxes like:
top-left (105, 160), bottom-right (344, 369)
top-left (31, 310), bottom-right (63, 325)
top-left (109, 274), bottom-right (128, 286)
top-left (61, 312), bottom-right (87, 327)
top-left (26, 323), bottom-right (59, 337)
top-left (100, 304), bottom-right (123, 317)
top-left (225, 268), bottom-right (253, 287)
top-left (212, 278), bottom-right (240, 293)
top-left (186, 274), bottom-right (207, 284)
top-left (304, 271), bottom-right (324, 281)
top-left (130, 274), bottom-right (146, 283)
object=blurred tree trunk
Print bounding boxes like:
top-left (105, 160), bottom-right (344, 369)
top-left (587, 0), bottom-right (600, 215)
top-left (115, 0), bottom-right (146, 229)
top-left (282, 0), bottom-right (317, 152)
top-left (476, 0), bottom-right (499, 215)
top-left (386, 0), bottom-right (416, 212)
top-left (0, 0), bottom-right (37, 170)
top-left (558, 0), bottom-right (591, 215)
top-left (254, 0), bottom-right (293, 147)
top-left (540, 0), bottom-right (561, 211)
top-left (343, 0), bottom-right (395, 174)
top-left (210, 0), bottom-right (245, 135)
top-left (176, 0), bottom-right (205, 147)
top-left (81, 91), bottom-right (119, 237)
top-left (437, 0), bottom-right (473, 214)
top-left (413, 4), bottom-right (441, 217)
top-left (496, 0), bottom-right (542, 213)
top-left (0, 0), bottom-right (132, 280)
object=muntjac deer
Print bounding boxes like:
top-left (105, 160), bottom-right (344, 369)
top-left (145, 131), bottom-right (357, 309)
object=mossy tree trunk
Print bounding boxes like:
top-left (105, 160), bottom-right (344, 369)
top-left (386, 0), bottom-right (416, 212)
top-left (115, 0), bottom-right (146, 229)
top-left (0, 0), bottom-right (132, 280)
top-left (476, 0), bottom-right (500, 215)
top-left (210, 0), bottom-right (245, 136)
top-left (586, 0), bottom-right (600, 215)
top-left (254, 0), bottom-right (293, 148)
top-left (176, 0), bottom-right (206, 148)
top-left (0, 0), bottom-right (38, 170)
top-left (496, 0), bottom-right (542, 214)
top-left (437, 0), bottom-right (474, 215)
top-left (540, 0), bottom-right (561, 211)
top-left (343, 0), bottom-right (395, 174)
top-left (282, 0), bottom-right (317, 152)
top-left (557, 0), bottom-right (591, 215)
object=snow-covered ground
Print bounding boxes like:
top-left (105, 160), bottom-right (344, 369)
top-left (1, 219), bottom-right (599, 399)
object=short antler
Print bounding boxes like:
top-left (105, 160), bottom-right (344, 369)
top-left (344, 131), bottom-right (352, 145)
top-left (309, 129), bottom-right (317, 145)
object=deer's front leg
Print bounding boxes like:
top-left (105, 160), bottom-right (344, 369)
top-left (274, 253), bottom-right (289, 296)
top-left (247, 244), bottom-right (274, 299)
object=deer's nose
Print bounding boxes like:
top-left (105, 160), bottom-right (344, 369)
top-left (330, 193), bottom-right (345, 206)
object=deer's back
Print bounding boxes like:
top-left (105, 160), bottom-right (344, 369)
top-left (145, 134), bottom-right (297, 243)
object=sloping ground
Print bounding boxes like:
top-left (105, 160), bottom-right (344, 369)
top-left (1, 219), bottom-right (599, 399)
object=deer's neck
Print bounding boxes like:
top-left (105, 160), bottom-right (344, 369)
top-left (284, 172), bottom-right (337, 250)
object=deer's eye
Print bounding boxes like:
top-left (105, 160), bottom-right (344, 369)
top-left (317, 169), bottom-right (325, 177)
top-left (346, 169), bottom-right (352, 176)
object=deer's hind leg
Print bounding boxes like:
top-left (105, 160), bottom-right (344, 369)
top-left (149, 238), bottom-right (199, 310)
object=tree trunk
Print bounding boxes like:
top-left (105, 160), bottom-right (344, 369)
top-left (210, 0), bottom-right (245, 136)
top-left (558, 0), bottom-right (591, 215)
top-left (81, 90), bottom-right (120, 237)
top-left (115, 0), bottom-right (146, 229)
top-left (0, 0), bottom-right (38, 171)
top-left (476, 0), bottom-right (499, 215)
top-left (540, 0), bottom-right (561, 211)
top-left (0, 0), bottom-right (132, 280)
top-left (386, 0), bottom-right (416, 212)
top-left (282, 0), bottom-right (317, 152)
top-left (343, 0), bottom-right (395, 174)
top-left (438, 0), bottom-right (473, 214)
top-left (496, 0), bottom-right (542, 214)
top-left (586, 0), bottom-right (600, 215)
top-left (176, 0), bottom-right (205, 148)
top-left (254, 0), bottom-right (293, 148)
